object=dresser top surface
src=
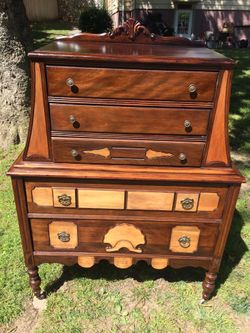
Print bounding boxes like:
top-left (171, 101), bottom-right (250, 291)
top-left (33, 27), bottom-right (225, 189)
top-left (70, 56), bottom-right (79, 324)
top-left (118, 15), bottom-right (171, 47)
top-left (30, 40), bottom-right (233, 67)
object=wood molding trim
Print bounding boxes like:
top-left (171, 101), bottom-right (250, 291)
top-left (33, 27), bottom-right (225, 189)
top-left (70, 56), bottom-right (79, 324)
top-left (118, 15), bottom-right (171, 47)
top-left (24, 62), bottom-right (50, 161)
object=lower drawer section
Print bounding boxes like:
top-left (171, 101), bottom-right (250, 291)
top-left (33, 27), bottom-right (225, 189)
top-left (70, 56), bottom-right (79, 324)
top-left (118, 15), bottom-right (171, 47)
top-left (31, 219), bottom-right (219, 257)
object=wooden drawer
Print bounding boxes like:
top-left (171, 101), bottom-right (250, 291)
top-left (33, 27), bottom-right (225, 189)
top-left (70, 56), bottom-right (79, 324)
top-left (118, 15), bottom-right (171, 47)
top-left (31, 219), bottom-right (219, 257)
top-left (51, 137), bottom-right (205, 166)
top-left (46, 66), bottom-right (218, 102)
top-left (50, 104), bottom-right (210, 136)
top-left (25, 181), bottom-right (227, 219)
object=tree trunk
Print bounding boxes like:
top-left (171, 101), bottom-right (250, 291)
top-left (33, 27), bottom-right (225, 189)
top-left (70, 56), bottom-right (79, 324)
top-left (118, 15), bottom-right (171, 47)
top-left (0, 0), bottom-right (33, 149)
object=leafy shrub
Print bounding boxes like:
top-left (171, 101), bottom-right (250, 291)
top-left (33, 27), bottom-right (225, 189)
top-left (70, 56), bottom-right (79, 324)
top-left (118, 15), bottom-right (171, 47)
top-left (79, 6), bottom-right (113, 33)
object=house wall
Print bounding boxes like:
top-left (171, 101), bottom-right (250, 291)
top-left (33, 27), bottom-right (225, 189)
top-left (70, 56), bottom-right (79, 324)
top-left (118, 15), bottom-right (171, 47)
top-left (23, 0), bottom-right (59, 21)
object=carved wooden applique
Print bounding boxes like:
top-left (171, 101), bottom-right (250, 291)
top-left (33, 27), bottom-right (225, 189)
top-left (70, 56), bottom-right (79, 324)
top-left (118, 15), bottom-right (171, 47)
top-left (146, 149), bottom-right (174, 159)
top-left (104, 223), bottom-right (146, 253)
top-left (83, 148), bottom-right (110, 158)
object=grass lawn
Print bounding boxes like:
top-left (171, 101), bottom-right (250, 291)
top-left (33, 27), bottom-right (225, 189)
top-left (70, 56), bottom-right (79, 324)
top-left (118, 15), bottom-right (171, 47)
top-left (0, 25), bottom-right (249, 332)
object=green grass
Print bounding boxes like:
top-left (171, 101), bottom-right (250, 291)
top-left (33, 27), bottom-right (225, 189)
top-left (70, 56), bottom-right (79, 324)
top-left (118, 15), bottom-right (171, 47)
top-left (31, 21), bottom-right (77, 48)
top-left (0, 26), bottom-right (249, 332)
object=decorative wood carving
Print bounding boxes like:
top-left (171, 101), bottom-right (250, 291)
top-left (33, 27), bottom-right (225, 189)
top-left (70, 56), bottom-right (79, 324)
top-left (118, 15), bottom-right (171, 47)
top-left (109, 18), bottom-right (154, 41)
top-left (151, 258), bottom-right (169, 270)
top-left (146, 149), bottom-right (174, 159)
top-left (83, 148), bottom-right (110, 158)
top-left (114, 257), bottom-right (133, 269)
top-left (78, 256), bottom-right (95, 268)
top-left (104, 223), bottom-right (145, 253)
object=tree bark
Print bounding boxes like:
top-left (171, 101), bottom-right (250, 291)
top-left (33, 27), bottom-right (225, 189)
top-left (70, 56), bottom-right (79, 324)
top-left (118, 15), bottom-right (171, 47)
top-left (0, 0), bottom-right (33, 149)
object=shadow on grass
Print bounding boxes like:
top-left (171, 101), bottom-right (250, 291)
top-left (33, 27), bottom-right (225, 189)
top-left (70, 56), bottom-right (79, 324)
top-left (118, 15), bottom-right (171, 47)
top-left (44, 210), bottom-right (247, 298)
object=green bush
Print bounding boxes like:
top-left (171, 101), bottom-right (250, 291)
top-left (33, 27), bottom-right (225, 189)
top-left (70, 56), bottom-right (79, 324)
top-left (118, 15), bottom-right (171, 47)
top-left (79, 7), bottom-right (113, 33)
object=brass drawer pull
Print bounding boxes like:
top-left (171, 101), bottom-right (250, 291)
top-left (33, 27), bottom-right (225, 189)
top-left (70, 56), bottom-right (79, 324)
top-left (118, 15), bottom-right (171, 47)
top-left (188, 84), bottom-right (197, 93)
top-left (71, 149), bottom-right (79, 158)
top-left (57, 231), bottom-right (70, 242)
top-left (181, 198), bottom-right (194, 210)
top-left (179, 153), bottom-right (186, 161)
top-left (178, 235), bottom-right (191, 248)
top-left (66, 78), bottom-right (74, 87)
top-left (58, 194), bottom-right (72, 206)
top-left (69, 115), bottom-right (76, 124)
top-left (184, 120), bottom-right (191, 128)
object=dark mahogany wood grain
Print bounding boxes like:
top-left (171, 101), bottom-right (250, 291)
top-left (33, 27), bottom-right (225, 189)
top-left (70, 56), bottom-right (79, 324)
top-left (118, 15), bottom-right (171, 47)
top-left (46, 66), bottom-right (218, 102)
top-left (50, 103), bottom-right (210, 135)
top-left (51, 137), bottom-right (205, 166)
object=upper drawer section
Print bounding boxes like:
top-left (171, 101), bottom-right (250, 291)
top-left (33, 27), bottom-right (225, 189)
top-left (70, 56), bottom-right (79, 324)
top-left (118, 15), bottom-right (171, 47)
top-left (50, 104), bottom-right (210, 135)
top-left (46, 66), bottom-right (218, 102)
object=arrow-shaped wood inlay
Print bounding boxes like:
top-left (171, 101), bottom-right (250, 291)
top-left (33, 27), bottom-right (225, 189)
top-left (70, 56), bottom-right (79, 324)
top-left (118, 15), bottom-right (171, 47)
top-left (146, 149), bottom-right (174, 159)
top-left (83, 148), bottom-right (110, 158)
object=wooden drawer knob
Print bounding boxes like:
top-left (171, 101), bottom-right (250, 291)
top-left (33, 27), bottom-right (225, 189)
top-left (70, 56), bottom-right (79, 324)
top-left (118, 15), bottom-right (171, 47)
top-left (179, 153), bottom-right (186, 161)
top-left (69, 115), bottom-right (76, 124)
top-left (184, 120), bottom-right (191, 128)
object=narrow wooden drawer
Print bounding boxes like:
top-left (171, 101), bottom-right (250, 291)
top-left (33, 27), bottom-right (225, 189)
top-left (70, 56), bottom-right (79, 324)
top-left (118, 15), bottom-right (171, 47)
top-left (51, 137), bottom-right (205, 166)
top-left (46, 66), bottom-right (218, 102)
top-left (25, 181), bottom-right (227, 219)
top-left (50, 104), bottom-right (210, 136)
top-left (31, 219), bottom-right (219, 257)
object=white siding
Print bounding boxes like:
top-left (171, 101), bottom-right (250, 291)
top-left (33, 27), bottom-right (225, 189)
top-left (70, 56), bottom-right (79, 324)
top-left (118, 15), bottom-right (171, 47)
top-left (24, 0), bottom-right (58, 21)
top-left (114, 0), bottom-right (250, 11)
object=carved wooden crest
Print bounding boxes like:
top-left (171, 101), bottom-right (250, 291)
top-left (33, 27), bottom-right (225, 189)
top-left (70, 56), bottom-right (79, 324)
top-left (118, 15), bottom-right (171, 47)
top-left (109, 18), bottom-right (155, 41)
top-left (104, 223), bottom-right (145, 253)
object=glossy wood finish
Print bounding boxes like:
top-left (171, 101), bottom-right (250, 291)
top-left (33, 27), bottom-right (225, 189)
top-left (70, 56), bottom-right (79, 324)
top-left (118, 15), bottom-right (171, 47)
top-left (47, 66), bottom-right (218, 102)
top-left (8, 19), bottom-right (244, 301)
top-left (52, 137), bottom-right (205, 166)
top-left (50, 104), bottom-right (210, 135)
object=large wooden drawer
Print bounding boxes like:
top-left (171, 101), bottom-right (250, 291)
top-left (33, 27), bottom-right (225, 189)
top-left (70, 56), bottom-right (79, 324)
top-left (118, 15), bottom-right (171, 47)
top-left (31, 219), bottom-right (219, 257)
top-left (50, 104), bottom-right (210, 135)
top-left (25, 181), bottom-right (227, 219)
top-left (51, 137), bottom-right (205, 166)
top-left (46, 66), bottom-right (218, 102)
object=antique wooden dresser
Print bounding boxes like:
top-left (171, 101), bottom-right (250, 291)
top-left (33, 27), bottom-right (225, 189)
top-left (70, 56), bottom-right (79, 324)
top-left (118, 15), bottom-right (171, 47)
top-left (8, 19), bottom-right (244, 302)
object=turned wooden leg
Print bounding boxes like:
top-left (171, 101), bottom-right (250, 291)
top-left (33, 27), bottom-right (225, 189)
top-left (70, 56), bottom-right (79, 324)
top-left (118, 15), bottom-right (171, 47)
top-left (202, 271), bottom-right (217, 301)
top-left (27, 266), bottom-right (45, 299)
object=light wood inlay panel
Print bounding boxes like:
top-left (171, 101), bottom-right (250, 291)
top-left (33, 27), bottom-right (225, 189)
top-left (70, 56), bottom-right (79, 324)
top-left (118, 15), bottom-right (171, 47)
top-left (151, 258), bottom-right (169, 270)
top-left (198, 193), bottom-right (220, 211)
top-left (175, 193), bottom-right (199, 212)
top-left (170, 226), bottom-right (200, 253)
top-left (78, 256), bottom-right (95, 268)
top-left (49, 221), bottom-right (78, 249)
top-left (52, 188), bottom-right (76, 208)
top-left (78, 189), bottom-right (124, 209)
top-left (32, 187), bottom-right (53, 206)
top-left (114, 257), bottom-right (133, 269)
top-left (127, 191), bottom-right (174, 211)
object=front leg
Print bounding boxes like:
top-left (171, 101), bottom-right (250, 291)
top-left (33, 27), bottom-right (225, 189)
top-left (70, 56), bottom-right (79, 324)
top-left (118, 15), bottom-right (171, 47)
top-left (202, 271), bottom-right (217, 302)
top-left (27, 266), bottom-right (45, 299)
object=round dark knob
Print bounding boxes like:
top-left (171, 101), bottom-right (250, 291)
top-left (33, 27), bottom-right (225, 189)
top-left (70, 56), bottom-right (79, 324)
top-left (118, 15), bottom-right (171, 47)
top-left (66, 78), bottom-right (74, 87)
top-left (71, 149), bottom-right (79, 158)
top-left (179, 153), bottom-right (186, 161)
top-left (69, 115), bottom-right (76, 124)
top-left (188, 84), bottom-right (197, 93)
top-left (184, 120), bottom-right (191, 128)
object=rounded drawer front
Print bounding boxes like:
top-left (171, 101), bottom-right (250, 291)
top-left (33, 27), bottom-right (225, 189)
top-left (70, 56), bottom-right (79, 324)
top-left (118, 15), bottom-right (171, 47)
top-left (50, 104), bottom-right (210, 136)
top-left (51, 137), bottom-right (205, 167)
top-left (46, 66), bottom-right (218, 102)
top-left (31, 219), bottom-right (219, 258)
